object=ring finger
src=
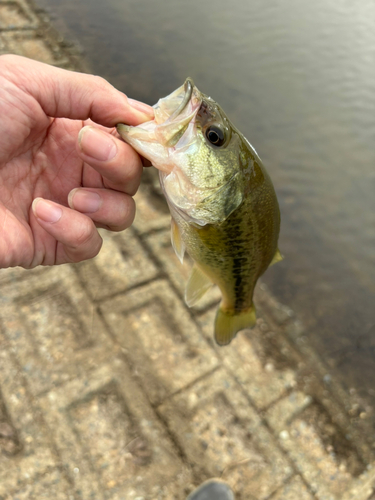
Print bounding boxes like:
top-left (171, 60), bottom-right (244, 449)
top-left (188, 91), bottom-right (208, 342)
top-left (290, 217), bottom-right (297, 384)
top-left (68, 187), bottom-right (135, 231)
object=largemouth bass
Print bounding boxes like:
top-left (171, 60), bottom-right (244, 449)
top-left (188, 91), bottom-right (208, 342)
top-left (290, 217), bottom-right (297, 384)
top-left (117, 79), bottom-right (281, 346)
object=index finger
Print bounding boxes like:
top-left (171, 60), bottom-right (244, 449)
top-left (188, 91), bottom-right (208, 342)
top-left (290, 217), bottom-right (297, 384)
top-left (0, 54), bottom-right (154, 127)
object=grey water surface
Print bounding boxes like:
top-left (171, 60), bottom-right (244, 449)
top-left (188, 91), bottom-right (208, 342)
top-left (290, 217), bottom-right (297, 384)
top-left (36, 0), bottom-right (375, 422)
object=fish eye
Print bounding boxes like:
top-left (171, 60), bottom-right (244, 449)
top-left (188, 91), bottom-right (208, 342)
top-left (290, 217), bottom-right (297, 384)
top-left (205, 125), bottom-right (226, 147)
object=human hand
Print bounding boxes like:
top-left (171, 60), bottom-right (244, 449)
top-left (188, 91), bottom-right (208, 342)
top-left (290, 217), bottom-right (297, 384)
top-left (0, 54), bottom-right (154, 269)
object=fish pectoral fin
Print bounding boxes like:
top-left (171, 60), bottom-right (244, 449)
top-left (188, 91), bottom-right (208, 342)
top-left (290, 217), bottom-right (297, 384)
top-left (171, 217), bottom-right (185, 264)
top-left (214, 305), bottom-right (256, 346)
top-left (269, 248), bottom-right (283, 267)
top-left (184, 264), bottom-right (213, 307)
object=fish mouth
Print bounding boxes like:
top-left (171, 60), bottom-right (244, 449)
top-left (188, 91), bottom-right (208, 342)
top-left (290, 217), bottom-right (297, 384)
top-left (117, 78), bottom-right (201, 148)
top-left (116, 78), bottom-right (202, 174)
top-left (155, 77), bottom-right (200, 147)
top-left (168, 78), bottom-right (194, 120)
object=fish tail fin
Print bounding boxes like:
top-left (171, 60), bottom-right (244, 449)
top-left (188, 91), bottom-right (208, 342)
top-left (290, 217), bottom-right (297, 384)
top-left (214, 305), bottom-right (257, 346)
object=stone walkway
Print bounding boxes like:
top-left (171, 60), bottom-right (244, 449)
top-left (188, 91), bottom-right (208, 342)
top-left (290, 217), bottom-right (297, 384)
top-left (1, 1), bottom-right (375, 499)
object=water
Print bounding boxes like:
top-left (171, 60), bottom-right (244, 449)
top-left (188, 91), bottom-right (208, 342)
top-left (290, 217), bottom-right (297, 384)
top-left (36, 0), bottom-right (375, 417)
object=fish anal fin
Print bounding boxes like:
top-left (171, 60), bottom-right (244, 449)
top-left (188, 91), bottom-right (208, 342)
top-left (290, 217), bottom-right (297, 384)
top-left (269, 248), bottom-right (283, 267)
top-left (214, 305), bottom-right (256, 346)
top-left (171, 218), bottom-right (185, 263)
top-left (185, 264), bottom-right (213, 307)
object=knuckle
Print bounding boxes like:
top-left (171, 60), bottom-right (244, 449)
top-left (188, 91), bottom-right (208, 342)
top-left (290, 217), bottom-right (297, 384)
top-left (119, 196), bottom-right (136, 229)
top-left (100, 197), bottom-right (135, 232)
top-left (75, 221), bottom-right (95, 247)
top-left (69, 233), bottom-right (102, 263)
top-left (72, 221), bottom-right (103, 260)
top-left (89, 74), bottom-right (113, 92)
top-left (125, 198), bottom-right (136, 227)
top-left (88, 235), bottom-right (103, 259)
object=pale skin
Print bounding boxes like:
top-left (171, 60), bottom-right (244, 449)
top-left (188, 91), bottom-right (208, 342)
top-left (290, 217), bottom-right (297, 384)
top-left (0, 54), bottom-right (154, 269)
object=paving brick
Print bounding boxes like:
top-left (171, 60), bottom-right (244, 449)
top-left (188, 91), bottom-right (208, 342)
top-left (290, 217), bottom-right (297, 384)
top-left (266, 393), bottom-right (368, 499)
top-left (197, 307), bottom-right (298, 409)
top-left (256, 286), bottom-right (375, 468)
top-left (0, 0), bottom-right (39, 30)
top-left (73, 228), bottom-right (159, 301)
top-left (341, 473), bottom-right (375, 500)
top-left (146, 229), bottom-right (222, 312)
top-left (270, 475), bottom-right (314, 500)
top-left (39, 359), bottom-right (193, 500)
top-left (132, 175), bottom-right (171, 234)
top-left (0, 338), bottom-right (57, 497)
top-left (100, 280), bottom-right (218, 405)
top-left (266, 391), bottom-right (313, 434)
top-left (0, 469), bottom-right (72, 500)
top-left (256, 283), bottom-right (296, 326)
top-left (0, 266), bottom-right (114, 395)
top-left (0, 264), bottom-right (47, 286)
top-left (159, 369), bottom-right (292, 500)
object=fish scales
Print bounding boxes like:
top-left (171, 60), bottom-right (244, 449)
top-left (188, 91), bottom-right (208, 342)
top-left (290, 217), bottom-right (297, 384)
top-left (117, 78), bottom-right (281, 345)
top-left (174, 159), bottom-right (280, 313)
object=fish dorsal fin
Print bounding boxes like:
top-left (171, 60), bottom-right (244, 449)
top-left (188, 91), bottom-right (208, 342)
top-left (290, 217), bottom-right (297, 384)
top-left (171, 218), bottom-right (185, 264)
top-left (269, 248), bottom-right (283, 267)
top-left (185, 264), bottom-right (213, 307)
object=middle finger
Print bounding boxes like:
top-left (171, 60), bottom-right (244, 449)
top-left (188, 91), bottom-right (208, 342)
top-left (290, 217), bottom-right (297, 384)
top-left (77, 125), bottom-right (143, 195)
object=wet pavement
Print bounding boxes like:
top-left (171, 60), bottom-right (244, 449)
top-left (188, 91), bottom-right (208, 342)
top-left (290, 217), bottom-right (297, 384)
top-left (1, 1), bottom-right (375, 499)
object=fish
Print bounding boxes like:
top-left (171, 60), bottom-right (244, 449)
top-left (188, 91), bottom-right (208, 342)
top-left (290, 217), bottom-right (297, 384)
top-left (117, 78), bottom-right (281, 346)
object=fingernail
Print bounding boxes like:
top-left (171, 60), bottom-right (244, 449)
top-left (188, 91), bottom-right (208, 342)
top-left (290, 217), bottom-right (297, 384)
top-left (78, 127), bottom-right (117, 161)
top-left (32, 198), bottom-right (62, 223)
top-left (68, 189), bottom-right (101, 213)
top-left (128, 98), bottom-right (154, 119)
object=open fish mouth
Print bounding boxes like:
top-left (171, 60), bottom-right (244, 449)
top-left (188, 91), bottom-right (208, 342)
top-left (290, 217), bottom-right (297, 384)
top-left (153, 77), bottom-right (198, 125)
top-left (117, 78), bottom-right (202, 157)
top-left (159, 77), bottom-right (194, 122)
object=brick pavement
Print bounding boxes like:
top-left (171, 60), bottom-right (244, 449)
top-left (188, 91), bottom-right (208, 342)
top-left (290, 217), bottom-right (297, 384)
top-left (1, 2), bottom-right (375, 499)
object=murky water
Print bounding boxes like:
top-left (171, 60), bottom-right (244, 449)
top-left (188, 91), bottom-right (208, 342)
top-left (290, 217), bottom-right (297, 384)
top-left (36, 0), bottom-right (375, 418)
